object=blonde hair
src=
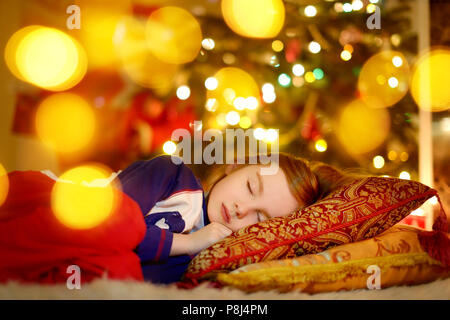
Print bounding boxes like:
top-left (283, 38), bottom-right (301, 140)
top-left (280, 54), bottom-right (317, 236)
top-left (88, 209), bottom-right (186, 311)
top-left (200, 152), bottom-right (363, 209)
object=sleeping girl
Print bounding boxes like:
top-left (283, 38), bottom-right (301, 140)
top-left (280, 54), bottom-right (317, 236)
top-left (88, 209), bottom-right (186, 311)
top-left (115, 152), bottom-right (357, 284)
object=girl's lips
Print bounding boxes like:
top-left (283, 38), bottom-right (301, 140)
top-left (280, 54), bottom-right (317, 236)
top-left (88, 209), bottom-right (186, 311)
top-left (221, 203), bottom-right (231, 224)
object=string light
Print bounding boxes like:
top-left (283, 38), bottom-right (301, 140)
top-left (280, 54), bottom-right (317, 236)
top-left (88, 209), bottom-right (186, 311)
top-left (265, 129), bottom-right (278, 143)
top-left (399, 171), bottom-right (411, 180)
top-left (205, 77), bottom-right (218, 90)
top-left (272, 40), bottom-right (284, 52)
top-left (226, 111), bottom-right (240, 125)
top-left (176, 85), bottom-right (191, 100)
top-left (388, 150), bottom-right (397, 161)
top-left (315, 139), bottom-right (327, 152)
top-left (253, 128), bottom-right (266, 140)
top-left (304, 71), bottom-right (315, 83)
top-left (304, 5), bottom-right (317, 17)
top-left (343, 3), bottom-right (353, 12)
top-left (262, 91), bottom-right (276, 103)
top-left (163, 141), bottom-right (177, 154)
top-left (292, 63), bottom-right (305, 76)
top-left (239, 116), bottom-right (252, 129)
top-left (334, 2), bottom-right (344, 13)
top-left (373, 155), bottom-right (385, 169)
top-left (313, 68), bottom-right (324, 80)
top-left (400, 152), bottom-right (409, 162)
top-left (292, 76), bottom-right (305, 87)
top-left (366, 4), bottom-right (377, 13)
top-left (352, 0), bottom-right (363, 11)
top-left (341, 50), bottom-right (352, 61)
top-left (392, 56), bottom-right (403, 67)
top-left (201, 38), bottom-right (215, 50)
top-left (246, 97), bottom-right (259, 110)
top-left (205, 98), bottom-right (218, 112)
top-left (278, 73), bottom-right (291, 87)
top-left (308, 41), bottom-right (321, 54)
top-left (388, 77), bottom-right (399, 88)
top-left (233, 97), bottom-right (246, 110)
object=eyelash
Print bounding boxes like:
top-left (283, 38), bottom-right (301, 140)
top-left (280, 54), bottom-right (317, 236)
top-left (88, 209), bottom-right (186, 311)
top-left (247, 180), bottom-right (264, 222)
top-left (247, 180), bottom-right (253, 195)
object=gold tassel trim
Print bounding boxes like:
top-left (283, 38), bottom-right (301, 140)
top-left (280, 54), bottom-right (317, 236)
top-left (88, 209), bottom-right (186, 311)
top-left (217, 252), bottom-right (443, 288)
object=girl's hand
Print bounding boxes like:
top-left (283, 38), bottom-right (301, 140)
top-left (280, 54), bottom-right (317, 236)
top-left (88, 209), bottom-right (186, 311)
top-left (186, 222), bottom-right (232, 255)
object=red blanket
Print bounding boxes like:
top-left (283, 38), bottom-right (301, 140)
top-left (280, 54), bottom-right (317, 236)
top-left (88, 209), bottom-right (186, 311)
top-left (0, 171), bottom-right (146, 284)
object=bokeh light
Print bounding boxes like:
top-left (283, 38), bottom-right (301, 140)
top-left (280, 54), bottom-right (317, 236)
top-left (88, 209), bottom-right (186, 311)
top-left (79, 0), bottom-right (131, 69)
top-left (304, 5), bottom-right (317, 17)
top-left (5, 26), bottom-right (87, 91)
top-left (253, 128), bottom-right (266, 140)
top-left (278, 73), bottom-right (291, 87)
top-left (114, 16), bottom-right (178, 93)
top-left (373, 155), bottom-right (385, 169)
top-left (145, 6), bottom-right (202, 64)
top-left (226, 111), bottom-right (240, 125)
top-left (206, 67), bottom-right (260, 112)
top-left (341, 50), bottom-right (352, 61)
top-left (35, 93), bottom-right (96, 154)
top-left (0, 163), bottom-right (8, 209)
top-left (410, 49), bottom-right (450, 112)
top-left (358, 51), bottom-right (410, 108)
top-left (176, 85), bottom-right (191, 100)
top-left (315, 139), bottom-right (328, 152)
top-left (221, 0), bottom-right (285, 39)
top-left (292, 64), bottom-right (305, 76)
top-left (239, 116), bottom-right (252, 129)
top-left (205, 77), bottom-right (219, 90)
top-left (163, 141), bottom-right (177, 154)
top-left (264, 129), bottom-right (278, 143)
top-left (272, 40), bottom-right (284, 52)
top-left (308, 41), bottom-right (321, 54)
top-left (51, 164), bottom-right (117, 229)
top-left (202, 38), bottom-right (215, 50)
top-left (336, 99), bottom-right (391, 155)
top-left (399, 171), bottom-right (411, 180)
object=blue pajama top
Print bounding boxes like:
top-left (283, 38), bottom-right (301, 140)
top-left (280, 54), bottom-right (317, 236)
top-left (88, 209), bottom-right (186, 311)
top-left (115, 155), bottom-right (210, 284)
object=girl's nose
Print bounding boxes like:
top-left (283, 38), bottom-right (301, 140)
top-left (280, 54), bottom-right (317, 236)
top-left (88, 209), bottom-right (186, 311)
top-left (234, 202), bottom-right (251, 219)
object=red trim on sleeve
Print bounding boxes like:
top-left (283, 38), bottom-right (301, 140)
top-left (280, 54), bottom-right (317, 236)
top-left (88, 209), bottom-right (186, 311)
top-left (155, 229), bottom-right (166, 261)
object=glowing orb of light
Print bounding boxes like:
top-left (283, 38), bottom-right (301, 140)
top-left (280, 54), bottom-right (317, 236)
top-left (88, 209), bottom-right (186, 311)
top-left (6, 26), bottom-right (87, 91)
top-left (315, 139), bottom-right (327, 152)
top-left (239, 116), bottom-right (252, 129)
top-left (264, 129), bottom-right (278, 143)
top-left (0, 163), bottom-right (9, 209)
top-left (226, 111), bottom-right (240, 125)
top-left (176, 85), bottom-right (191, 100)
top-left (253, 128), bottom-right (266, 140)
top-left (399, 171), bottom-right (411, 180)
top-left (358, 51), bottom-right (410, 108)
top-left (35, 93), bottom-right (96, 155)
top-left (51, 164), bottom-right (117, 230)
top-left (410, 49), bottom-right (450, 112)
top-left (114, 16), bottom-right (178, 93)
top-left (146, 6), bottom-right (202, 64)
top-left (163, 141), bottom-right (177, 154)
top-left (373, 155), bottom-right (385, 169)
top-left (221, 0), bottom-right (285, 39)
top-left (78, 0), bottom-right (132, 69)
top-left (336, 99), bottom-right (391, 155)
top-left (206, 67), bottom-right (260, 111)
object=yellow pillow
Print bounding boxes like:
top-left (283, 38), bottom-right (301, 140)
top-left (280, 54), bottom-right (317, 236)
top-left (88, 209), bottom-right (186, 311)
top-left (216, 225), bottom-right (450, 293)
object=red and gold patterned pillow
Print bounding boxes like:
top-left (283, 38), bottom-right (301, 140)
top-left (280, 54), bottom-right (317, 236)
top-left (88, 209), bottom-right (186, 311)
top-left (215, 224), bottom-right (450, 293)
top-left (183, 177), bottom-right (437, 283)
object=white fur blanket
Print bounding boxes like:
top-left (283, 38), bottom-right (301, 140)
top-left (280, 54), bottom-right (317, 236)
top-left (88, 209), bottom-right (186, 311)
top-left (1, 277), bottom-right (449, 300)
